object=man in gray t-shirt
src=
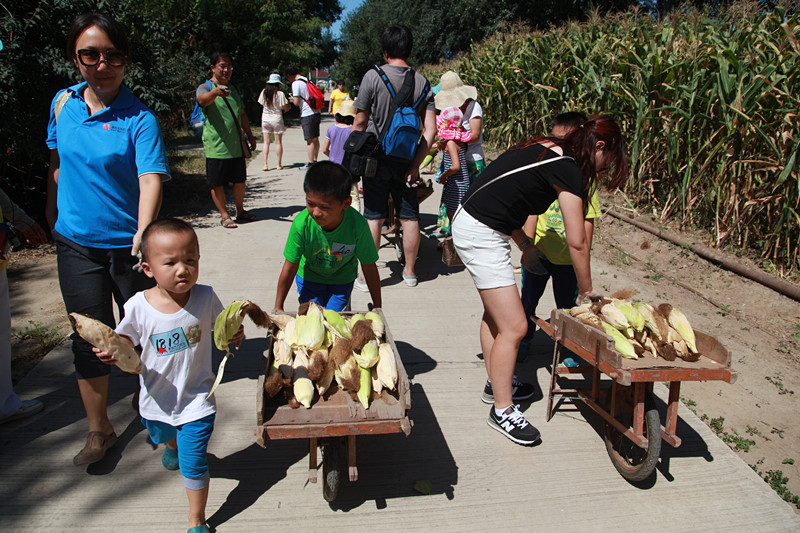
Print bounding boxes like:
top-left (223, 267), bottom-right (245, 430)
top-left (352, 25), bottom-right (436, 287)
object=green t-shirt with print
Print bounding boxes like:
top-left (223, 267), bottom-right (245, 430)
top-left (283, 207), bottom-right (378, 285)
top-left (199, 82), bottom-right (245, 159)
top-left (534, 190), bottom-right (601, 265)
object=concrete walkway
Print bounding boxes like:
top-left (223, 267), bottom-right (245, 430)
top-left (1, 116), bottom-right (798, 532)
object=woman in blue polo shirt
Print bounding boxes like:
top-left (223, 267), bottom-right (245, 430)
top-left (45, 12), bottom-right (170, 467)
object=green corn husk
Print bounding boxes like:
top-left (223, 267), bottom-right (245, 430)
top-left (667, 307), bottom-right (698, 353)
top-left (323, 308), bottom-right (352, 339)
top-left (600, 302), bottom-right (630, 332)
top-left (357, 366), bottom-right (372, 409)
top-left (602, 323), bottom-right (638, 359)
top-left (214, 300), bottom-right (247, 352)
top-left (349, 314), bottom-right (366, 328)
top-left (634, 302), bottom-right (662, 341)
top-left (354, 339), bottom-right (379, 368)
top-left (364, 311), bottom-right (385, 338)
top-left (296, 304), bottom-right (325, 350)
top-left (614, 299), bottom-right (645, 333)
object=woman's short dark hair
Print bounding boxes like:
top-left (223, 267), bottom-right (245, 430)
top-left (304, 161), bottom-right (353, 202)
top-left (210, 51), bottom-right (233, 66)
top-left (381, 25), bottom-right (413, 60)
top-left (66, 12), bottom-right (129, 61)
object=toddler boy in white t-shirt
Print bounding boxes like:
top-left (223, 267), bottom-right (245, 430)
top-left (94, 218), bottom-right (242, 533)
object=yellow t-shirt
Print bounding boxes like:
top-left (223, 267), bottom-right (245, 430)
top-left (329, 89), bottom-right (349, 114)
top-left (533, 190), bottom-right (601, 265)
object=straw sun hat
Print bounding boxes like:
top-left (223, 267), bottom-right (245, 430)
top-left (434, 71), bottom-right (478, 110)
top-left (337, 100), bottom-right (357, 117)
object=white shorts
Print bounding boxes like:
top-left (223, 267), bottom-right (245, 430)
top-left (451, 208), bottom-right (515, 290)
top-left (261, 117), bottom-right (285, 135)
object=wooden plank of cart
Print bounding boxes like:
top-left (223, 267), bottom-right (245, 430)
top-left (536, 308), bottom-right (737, 482)
top-left (255, 309), bottom-right (411, 501)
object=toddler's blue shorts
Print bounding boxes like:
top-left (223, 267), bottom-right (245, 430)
top-left (143, 413), bottom-right (215, 490)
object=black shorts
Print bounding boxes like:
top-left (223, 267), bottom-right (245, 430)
top-left (206, 157), bottom-right (246, 187)
top-left (301, 113), bottom-right (321, 140)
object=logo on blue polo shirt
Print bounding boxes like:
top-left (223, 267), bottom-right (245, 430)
top-left (101, 123), bottom-right (126, 133)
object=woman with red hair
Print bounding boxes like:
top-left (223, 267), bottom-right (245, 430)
top-left (451, 114), bottom-right (628, 445)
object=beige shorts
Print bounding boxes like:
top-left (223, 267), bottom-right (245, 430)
top-left (451, 208), bottom-right (515, 290)
top-left (261, 116), bottom-right (285, 135)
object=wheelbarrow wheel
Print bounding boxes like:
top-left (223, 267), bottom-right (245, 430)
top-left (322, 438), bottom-right (344, 502)
top-left (604, 391), bottom-right (661, 482)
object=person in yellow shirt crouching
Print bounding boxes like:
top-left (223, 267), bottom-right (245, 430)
top-left (519, 112), bottom-right (600, 365)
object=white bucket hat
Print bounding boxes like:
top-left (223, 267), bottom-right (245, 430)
top-left (434, 71), bottom-right (478, 110)
top-left (267, 73), bottom-right (282, 84)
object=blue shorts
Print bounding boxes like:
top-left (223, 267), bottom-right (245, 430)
top-left (143, 413), bottom-right (215, 490)
top-left (362, 156), bottom-right (419, 221)
top-left (296, 274), bottom-right (352, 312)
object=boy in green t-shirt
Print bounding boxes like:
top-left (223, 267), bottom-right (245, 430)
top-left (519, 112), bottom-right (598, 364)
top-left (274, 161), bottom-right (382, 312)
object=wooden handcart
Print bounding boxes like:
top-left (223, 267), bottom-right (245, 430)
top-left (537, 309), bottom-right (737, 482)
top-left (255, 309), bottom-right (411, 501)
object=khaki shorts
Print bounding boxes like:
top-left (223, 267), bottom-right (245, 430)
top-left (261, 116), bottom-right (285, 135)
top-left (451, 208), bottom-right (515, 290)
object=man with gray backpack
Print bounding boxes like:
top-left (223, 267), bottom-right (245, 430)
top-left (351, 25), bottom-right (436, 287)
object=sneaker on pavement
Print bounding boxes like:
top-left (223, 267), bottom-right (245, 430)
top-left (402, 273), bottom-right (418, 287)
top-left (354, 278), bottom-right (369, 292)
top-left (487, 404), bottom-right (541, 445)
top-left (0, 399), bottom-right (44, 425)
top-left (481, 377), bottom-right (535, 404)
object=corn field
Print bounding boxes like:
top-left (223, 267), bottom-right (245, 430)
top-left (443, 3), bottom-right (800, 275)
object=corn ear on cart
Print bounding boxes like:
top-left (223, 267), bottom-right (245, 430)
top-left (537, 309), bottom-right (737, 482)
top-left (255, 309), bottom-right (411, 501)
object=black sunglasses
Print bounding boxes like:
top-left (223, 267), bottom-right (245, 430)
top-left (76, 49), bottom-right (126, 67)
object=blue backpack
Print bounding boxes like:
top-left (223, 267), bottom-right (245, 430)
top-left (189, 80), bottom-right (213, 138)
top-left (374, 65), bottom-right (430, 161)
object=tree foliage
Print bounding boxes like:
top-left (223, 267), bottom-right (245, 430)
top-left (336, 0), bottom-right (641, 87)
top-left (0, 0), bottom-right (341, 221)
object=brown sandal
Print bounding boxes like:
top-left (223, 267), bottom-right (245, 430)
top-left (73, 431), bottom-right (118, 466)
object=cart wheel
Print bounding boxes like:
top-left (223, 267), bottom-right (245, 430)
top-left (604, 391), bottom-right (661, 482)
top-left (322, 438), bottom-right (344, 502)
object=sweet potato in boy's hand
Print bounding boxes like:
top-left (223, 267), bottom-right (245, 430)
top-left (69, 313), bottom-right (142, 374)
